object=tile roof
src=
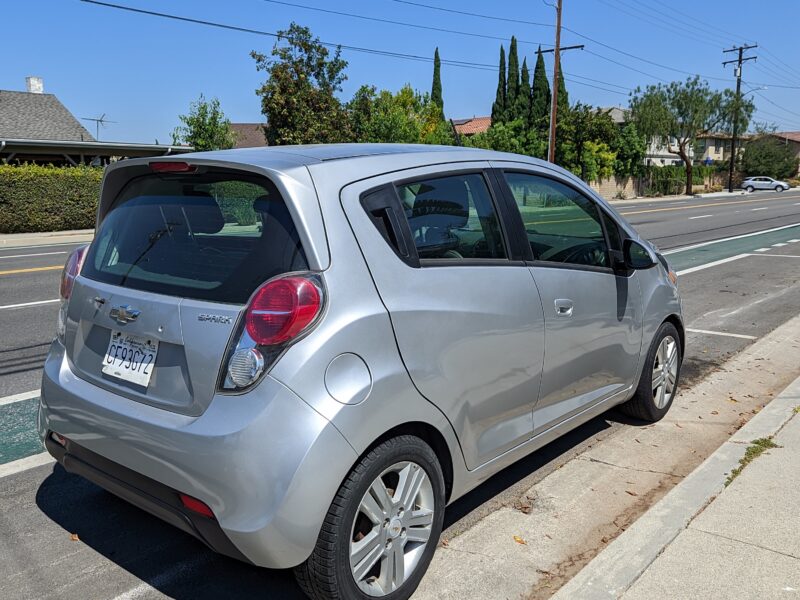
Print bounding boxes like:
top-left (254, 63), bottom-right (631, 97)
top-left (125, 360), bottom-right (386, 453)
top-left (453, 116), bottom-right (491, 136)
top-left (230, 123), bottom-right (267, 148)
top-left (0, 90), bottom-right (95, 141)
top-left (775, 131), bottom-right (800, 143)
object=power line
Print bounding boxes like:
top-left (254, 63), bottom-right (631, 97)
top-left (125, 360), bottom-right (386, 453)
top-left (745, 84), bottom-right (800, 121)
top-left (260, 0), bottom-right (554, 47)
top-left (391, 0), bottom-right (552, 28)
top-left (752, 107), bottom-right (800, 130)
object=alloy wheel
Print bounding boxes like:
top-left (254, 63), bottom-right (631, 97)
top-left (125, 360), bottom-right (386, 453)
top-left (349, 461), bottom-right (435, 596)
top-left (652, 335), bottom-right (679, 409)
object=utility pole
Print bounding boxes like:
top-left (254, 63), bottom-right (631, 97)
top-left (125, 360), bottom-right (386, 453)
top-left (723, 44), bottom-right (757, 193)
top-left (541, 0), bottom-right (583, 164)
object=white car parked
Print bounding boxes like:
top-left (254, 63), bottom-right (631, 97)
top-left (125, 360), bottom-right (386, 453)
top-left (742, 176), bottom-right (791, 192)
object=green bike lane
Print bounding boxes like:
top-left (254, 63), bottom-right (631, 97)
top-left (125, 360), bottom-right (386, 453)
top-left (2, 222), bottom-right (799, 467)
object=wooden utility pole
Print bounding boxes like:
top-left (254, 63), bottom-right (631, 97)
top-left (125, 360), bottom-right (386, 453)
top-left (723, 44), bottom-right (757, 192)
top-left (547, 0), bottom-right (563, 163)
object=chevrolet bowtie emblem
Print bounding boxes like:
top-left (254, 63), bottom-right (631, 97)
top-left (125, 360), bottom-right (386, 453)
top-left (109, 304), bottom-right (141, 324)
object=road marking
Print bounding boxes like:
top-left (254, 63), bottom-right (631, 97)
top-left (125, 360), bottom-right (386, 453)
top-left (788, 239), bottom-right (800, 243)
top-left (676, 253), bottom-right (750, 276)
top-left (112, 555), bottom-right (215, 600)
top-left (0, 251), bottom-right (67, 260)
top-left (748, 253), bottom-right (800, 258)
top-left (686, 328), bottom-right (757, 340)
top-left (0, 265), bottom-right (62, 276)
top-left (751, 207), bottom-right (770, 211)
top-left (621, 194), bottom-right (800, 216)
top-left (0, 389), bottom-right (39, 407)
top-left (688, 214), bottom-right (713, 219)
top-left (754, 248), bottom-right (770, 252)
top-left (0, 452), bottom-right (53, 479)
top-left (663, 222), bottom-right (800, 255)
top-left (773, 242), bottom-right (788, 247)
top-left (0, 299), bottom-right (60, 310)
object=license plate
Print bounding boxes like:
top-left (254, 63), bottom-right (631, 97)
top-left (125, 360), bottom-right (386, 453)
top-left (102, 330), bottom-right (159, 388)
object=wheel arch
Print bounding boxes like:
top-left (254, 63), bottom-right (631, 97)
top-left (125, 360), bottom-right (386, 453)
top-left (663, 313), bottom-right (685, 356)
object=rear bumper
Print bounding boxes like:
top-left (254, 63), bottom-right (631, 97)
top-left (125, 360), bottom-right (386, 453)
top-left (39, 340), bottom-right (358, 569)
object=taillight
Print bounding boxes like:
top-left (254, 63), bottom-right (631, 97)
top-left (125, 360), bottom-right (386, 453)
top-left (59, 245), bottom-right (88, 301)
top-left (178, 493), bottom-right (215, 519)
top-left (245, 276), bottom-right (322, 346)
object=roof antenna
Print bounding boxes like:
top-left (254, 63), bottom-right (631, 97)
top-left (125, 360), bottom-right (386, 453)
top-left (81, 114), bottom-right (118, 141)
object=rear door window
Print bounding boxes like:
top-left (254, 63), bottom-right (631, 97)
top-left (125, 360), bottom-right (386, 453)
top-left (82, 170), bottom-right (307, 304)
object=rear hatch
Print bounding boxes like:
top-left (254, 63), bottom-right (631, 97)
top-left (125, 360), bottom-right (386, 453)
top-left (65, 166), bottom-right (308, 416)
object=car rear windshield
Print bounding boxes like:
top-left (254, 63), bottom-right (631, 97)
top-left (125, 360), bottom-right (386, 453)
top-left (82, 169), bottom-right (308, 304)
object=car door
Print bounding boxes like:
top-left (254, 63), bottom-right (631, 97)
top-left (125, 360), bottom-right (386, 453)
top-left (755, 177), bottom-right (769, 190)
top-left (491, 166), bottom-right (644, 433)
top-left (340, 165), bottom-right (545, 469)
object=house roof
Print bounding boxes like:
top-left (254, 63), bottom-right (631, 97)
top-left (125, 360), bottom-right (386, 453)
top-left (0, 90), bottom-right (95, 141)
top-left (774, 131), bottom-right (800, 143)
top-left (452, 116), bottom-right (491, 136)
top-left (602, 106), bottom-right (628, 125)
top-left (230, 123), bottom-right (267, 148)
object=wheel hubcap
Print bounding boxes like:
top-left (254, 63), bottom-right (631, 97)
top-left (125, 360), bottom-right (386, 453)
top-left (349, 461), bottom-right (435, 596)
top-left (652, 336), bottom-right (679, 409)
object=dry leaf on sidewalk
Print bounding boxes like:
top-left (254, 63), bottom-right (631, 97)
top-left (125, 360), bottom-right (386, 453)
top-left (513, 535), bottom-right (527, 545)
top-left (69, 533), bottom-right (79, 542)
top-left (625, 490), bottom-right (638, 497)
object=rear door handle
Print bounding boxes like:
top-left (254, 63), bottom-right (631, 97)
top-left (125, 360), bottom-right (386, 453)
top-left (554, 299), bottom-right (574, 317)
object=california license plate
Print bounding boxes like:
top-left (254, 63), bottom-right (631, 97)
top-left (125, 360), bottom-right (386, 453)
top-left (102, 330), bottom-right (159, 388)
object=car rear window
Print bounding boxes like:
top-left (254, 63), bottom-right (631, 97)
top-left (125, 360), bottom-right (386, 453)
top-left (82, 170), bottom-right (308, 304)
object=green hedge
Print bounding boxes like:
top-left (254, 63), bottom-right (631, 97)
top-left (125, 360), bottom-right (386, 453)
top-left (0, 164), bottom-right (103, 233)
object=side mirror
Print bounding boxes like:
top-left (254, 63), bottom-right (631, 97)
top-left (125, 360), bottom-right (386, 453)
top-left (623, 239), bottom-right (657, 269)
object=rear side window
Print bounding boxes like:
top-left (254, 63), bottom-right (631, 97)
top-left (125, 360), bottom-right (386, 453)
top-left (82, 170), bottom-right (308, 304)
top-left (395, 173), bottom-right (507, 260)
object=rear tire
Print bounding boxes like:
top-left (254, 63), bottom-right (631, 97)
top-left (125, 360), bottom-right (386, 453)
top-left (619, 322), bottom-right (682, 422)
top-left (295, 435), bottom-right (445, 600)
top-left (745, 185), bottom-right (754, 193)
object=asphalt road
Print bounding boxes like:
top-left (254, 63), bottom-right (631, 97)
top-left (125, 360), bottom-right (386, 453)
top-left (1, 189), bottom-right (799, 599)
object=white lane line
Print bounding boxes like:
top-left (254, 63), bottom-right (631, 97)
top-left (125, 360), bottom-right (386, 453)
top-left (773, 242), bottom-right (788, 247)
top-left (112, 555), bottom-right (215, 600)
top-left (0, 389), bottom-right (39, 407)
top-left (686, 328), bottom-right (757, 340)
top-left (754, 248), bottom-right (770, 252)
top-left (668, 201), bottom-right (689, 205)
top-left (688, 214), bottom-right (713, 220)
top-left (748, 253), bottom-right (800, 258)
top-left (751, 207), bottom-right (770, 211)
top-left (0, 452), bottom-right (53, 479)
top-left (662, 222), bottom-right (800, 255)
top-left (788, 239), bottom-right (800, 243)
top-left (676, 253), bottom-right (750, 276)
top-left (0, 251), bottom-right (67, 260)
top-left (0, 299), bottom-right (59, 310)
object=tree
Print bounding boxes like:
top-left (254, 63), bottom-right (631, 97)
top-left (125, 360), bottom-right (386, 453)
top-left (506, 37), bottom-right (520, 121)
top-left (630, 76), bottom-right (752, 195)
top-left (563, 103), bottom-right (617, 181)
top-left (741, 135), bottom-right (800, 179)
top-left (530, 48), bottom-right (551, 138)
top-left (514, 58), bottom-right (531, 124)
top-left (251, 23), bottom-right (350, 145)
top-left (491, 45), bottom-right (507, 125)
top-left (431, 47), bottom-right (444, 119)
top-left (465, 119), bottom-right (544, 157)
top-left (612, 121), bottom-right (647, 178)
top-left (171, 94), bottom-right (236, 151)
top-left (556, 68), bottom-right (569, 119)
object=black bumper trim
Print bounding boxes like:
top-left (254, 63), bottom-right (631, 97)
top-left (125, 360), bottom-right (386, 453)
top-left (45, 432), bottom-right (252, 565)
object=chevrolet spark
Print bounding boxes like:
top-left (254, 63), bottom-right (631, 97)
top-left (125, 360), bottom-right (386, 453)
top-left (40, 144), bottom-right (683, 600)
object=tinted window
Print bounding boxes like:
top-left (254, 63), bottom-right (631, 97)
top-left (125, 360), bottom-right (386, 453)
top-left (82, 171), bottom-right (308, 304)
top-left (504, 172), bottom-right (609, 268)
top-left (396, 173), bottom-right (507, 260)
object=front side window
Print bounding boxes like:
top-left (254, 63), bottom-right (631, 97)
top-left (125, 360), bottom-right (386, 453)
top-left (503, 172), bottom-right (609, 268)
top-left (395, 173), bottom-right (507, 260)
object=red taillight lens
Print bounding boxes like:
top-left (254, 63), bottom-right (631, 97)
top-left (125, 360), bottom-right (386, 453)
top-left (59, 245), bottom-right (88, 301)
top-left (178, 493), bottom-right (215, 519)
top-left (149, 161), bottom-right (196, 173)
top-left (245, 276), bottom-right (322, 346)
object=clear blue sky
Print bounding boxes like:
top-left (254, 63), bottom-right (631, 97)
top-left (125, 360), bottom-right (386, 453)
top-left (5, 0), bottom-right (800, 143)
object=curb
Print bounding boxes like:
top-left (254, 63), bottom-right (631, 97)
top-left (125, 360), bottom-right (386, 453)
top-left (552, 373), bottom-right (800, 600)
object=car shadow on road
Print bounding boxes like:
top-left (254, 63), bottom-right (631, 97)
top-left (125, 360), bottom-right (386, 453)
top-left (35, 465), bottom-right (305, 599)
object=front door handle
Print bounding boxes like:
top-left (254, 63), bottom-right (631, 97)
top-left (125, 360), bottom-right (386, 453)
top-left (554, 298), bottom-right (574, 317)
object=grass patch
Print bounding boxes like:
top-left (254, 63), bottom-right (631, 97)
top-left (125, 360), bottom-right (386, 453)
top-left (793, 406), bottom-right (800, 414)
top-left (725, 437), bottom-right (779, 487)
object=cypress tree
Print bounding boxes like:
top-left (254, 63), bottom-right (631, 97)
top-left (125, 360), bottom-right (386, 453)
top-left (506, 37), bottom-right (520, 121)
top-left (491, 45), bottom-right (506, 125)
top-left (557, 67), bottom-right (569, 119)
top-left (515, 57), bottom-right (531, 123)
top-left (530, 47), bottom-right (551, 134)
top-left (431, 47), bottom-right (444, 119)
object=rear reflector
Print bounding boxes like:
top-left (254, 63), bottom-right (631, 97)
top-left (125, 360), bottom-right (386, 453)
top-left (50, 432), bottom-right (67, 447)
top-left (149, 161), bottom-right (196, 173)
top-left (245, 276), bottom-right (322, 346)
top-left (179, 493), bottom-right (215, 519)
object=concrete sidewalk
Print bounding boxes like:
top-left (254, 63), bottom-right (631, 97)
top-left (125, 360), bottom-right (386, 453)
top-left (0, 229), bottom-right (94, 249)
top-left (608, 189), bottom-right (747, 205)
top-left (554, 374), bottom-right (800, 600)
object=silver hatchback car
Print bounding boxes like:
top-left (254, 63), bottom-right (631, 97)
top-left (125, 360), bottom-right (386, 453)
top-left (40, 144), bottom-right (683, 600)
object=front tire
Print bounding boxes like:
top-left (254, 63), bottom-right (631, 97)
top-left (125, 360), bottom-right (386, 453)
top-left (776, 185), bottom-right (785, 192)
top-left (295, 435), bottom-right (445, 600)
top-left (619, 322), bottom-right (682, 422)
